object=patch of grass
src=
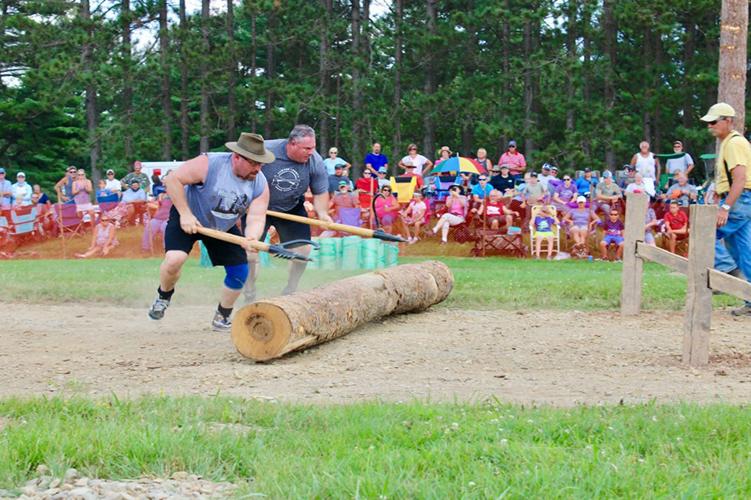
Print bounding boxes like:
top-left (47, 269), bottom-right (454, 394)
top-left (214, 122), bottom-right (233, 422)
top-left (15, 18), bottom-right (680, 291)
top-left (0, 397), bottom-right (749, 496)
top-left (0, 256), bottom-right (742, 310)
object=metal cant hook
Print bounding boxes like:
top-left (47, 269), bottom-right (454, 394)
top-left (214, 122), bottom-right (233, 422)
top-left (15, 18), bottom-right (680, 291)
top-left (278, 239), bottom-right (320, 250)
top-left (267, 239), bottom-right (319, 262)
top-left (372, 229), bottom-right (409, 243)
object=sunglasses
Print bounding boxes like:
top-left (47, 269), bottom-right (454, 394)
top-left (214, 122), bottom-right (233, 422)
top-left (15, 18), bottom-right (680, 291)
top-left (707, 118), bottom-right (726, 125)
top-left (563, 177), bottom-right (571, 181)
top-left (610, 213), bottom-right (619, 216)
top-left (382, 188), bottom-right (391, 192)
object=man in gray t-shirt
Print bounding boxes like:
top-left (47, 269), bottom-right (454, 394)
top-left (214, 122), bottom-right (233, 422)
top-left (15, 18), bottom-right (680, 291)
top-left (665, 140), bottom-right (695, 178)
top-left (245, 125), bottom-right (333, 300)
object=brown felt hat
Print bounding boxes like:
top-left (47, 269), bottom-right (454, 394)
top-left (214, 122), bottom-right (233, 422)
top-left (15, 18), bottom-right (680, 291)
top-left (225, 133), bottom-right (275, 163)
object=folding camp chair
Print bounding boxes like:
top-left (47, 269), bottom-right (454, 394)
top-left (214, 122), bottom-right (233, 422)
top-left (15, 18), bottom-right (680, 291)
top-left (529, 205), bottom-right (560, 256)
top-left (9, 206), bottom-right (39, 243)
top-left (54, 203), bottom-right (85, 239)
top-left (390, 176), bottom-right (418, 204)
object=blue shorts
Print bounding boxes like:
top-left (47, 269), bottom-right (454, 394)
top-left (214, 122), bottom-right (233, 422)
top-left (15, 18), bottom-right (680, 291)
top-left (603, 234), bottom-right (624, 246)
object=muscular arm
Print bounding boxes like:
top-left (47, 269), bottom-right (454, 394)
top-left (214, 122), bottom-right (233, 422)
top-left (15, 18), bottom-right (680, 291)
top-left (244, 184), bottom-right (269, 242)
top-left (164, 155), bottom-right (209, 233)
top-left (312, 192), bottom-right (333, 223)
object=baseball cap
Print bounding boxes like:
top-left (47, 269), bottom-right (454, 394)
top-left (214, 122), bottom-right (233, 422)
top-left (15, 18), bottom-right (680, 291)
top-left (378, 167), bottom-right (387, 173)
top-left (106, 169), bottom-right (115, 175)
top-left (602, 170), bottom-right (613, 178)
top-left (491, 165), bottom-right (502, 172)
top-left (338, 180), bottom-right (348, 187)
top-left (508, 140), bottom-right (517, 148)
top-left (17, 171), bottom-right (25, 178)
top-left (551, 166), bottom-right (559, 172)
top-left (529, 172), bottom-right (538, 178)
top-left (673, 140), bottom-right (683, 146)
top-left (625, 164), bottom-right (635, 171)
top-left (334, 164), bottom-right (344, 169)
top-left (584, 167), bottom-right (591, 173)
top-left (576, 195), bottom-right (587, 203)
top-left (67, 165), bottom-right (77, 172)
top-left (542, 164), bottom-right (551, 171)
top-left (0, 168), bottom-right (5, 174)
top-left (700, 102), bottom-right (736, 122)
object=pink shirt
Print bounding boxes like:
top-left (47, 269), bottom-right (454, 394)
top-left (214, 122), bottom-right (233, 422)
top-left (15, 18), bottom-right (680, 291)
top-left (497, 152), bottom-right (527, 174)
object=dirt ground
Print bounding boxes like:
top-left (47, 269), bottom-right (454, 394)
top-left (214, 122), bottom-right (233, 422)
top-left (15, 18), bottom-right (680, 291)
top-left (1, 303), bottom-right (750, 406)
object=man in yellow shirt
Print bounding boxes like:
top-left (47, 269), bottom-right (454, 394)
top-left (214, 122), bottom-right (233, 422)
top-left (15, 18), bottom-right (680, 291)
top-left (701, 102), bottom-right (751, 316)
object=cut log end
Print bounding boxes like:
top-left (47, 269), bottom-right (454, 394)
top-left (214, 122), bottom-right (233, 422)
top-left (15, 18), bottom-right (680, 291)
top-left (232, 302), bottom-right (292, 361)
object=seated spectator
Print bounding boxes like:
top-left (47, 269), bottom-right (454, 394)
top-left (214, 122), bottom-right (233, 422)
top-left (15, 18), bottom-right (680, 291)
top-left (434, 146), bottom-right (452, 167)
top-left (327, 164), bottom-right (353, 194)
top-left (151, 169), bottom-right (165, 197)
top-left (547, 165), bottom-right (562, 191)
top-left (121, 161), bottom-right (150, 193)
top-left (475, 148), bottom-right (493, 172)
top-left (0, 167), bottom-right (12, 209)
top-left (454, 171), bottom-right (473, 195)
top-left (432, 185), bottom-right (467, 244)
top-left (552, 174), bottom-right (578, 213)
top-left (489, 164), bottom-right (515, 197)
top-left (663, 200), bottom-right (689, 254)
top-left (532, 204), bottom-right (558, 259)
top-left (402, 191), bottom-right (427, 244)
top-left (592, 209), bottom-right (625, 261)
top-left (72, 169), bottom-right (96, 223)
top-left (324, 147), bottom-right (351, 176)
top-left (11, 172), bottom-right (32, 206)
top-left (618, 165), bottom-right (637, 190)
top-left (471, 175), bottom-right (493, 204)
top-left (575, 168), bottom-right (598, 197)
top-left (662, 172), bottom-right (697, 206)
top-left (104, 169), bottom-right (122, 197)
top-left (482, 189), bottom-right (518, 231)
top-left (563, 196), bottom-right (597, 254)
top-left (374, 185), bottom-right (401, 233)
top-left (644, 205), bottom-right (659, 246)
top-left (538, 164), bottom-right (555, 190)
top-left (121, 179), bottom-right (148, 224)
top-left (624, 172), bottom-right (656, 197)
top-left (32, 184), bottom-right (50, 207)
top-left (401, 163), bottom-right (425, 190)
top-left (521, 172), bottom-right (546, 206)
top-left (329, 181), bottom-right (358, 219)
top-left (142, 194), bottom-right (172, 252)
top-left (355, 169), bottom-right (378, 210)
top-left (96, 179), bottom-right (113, 199)
top-left (376, 167), bottom-right (391, 189)
top-left (594, 171), bottom-right (622, 214)
top-left (75, 213), bottom-right (117, 258)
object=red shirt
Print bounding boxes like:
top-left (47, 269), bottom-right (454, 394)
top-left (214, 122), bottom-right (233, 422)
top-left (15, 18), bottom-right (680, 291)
top-left (355, 177), bottom-right (377, 208)
top-left (664, 210), bottom-right (688, 230)
top-left (484, 200), bottom-right (506, 217)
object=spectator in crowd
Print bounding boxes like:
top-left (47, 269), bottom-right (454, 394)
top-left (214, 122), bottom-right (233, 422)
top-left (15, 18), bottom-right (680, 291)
top-left (32, 184), bottom-right (50, 206)
top-left (630, 141), bottom-right (660, 181)
top-left (575, 168), bottom-right (598, 197)
top-left (402, 191), bottom-right (427, 244)
top-left (329, 180), bottom-right (357, 217)
top-left (96, 179), bottom-right (112, 199)
top-left (104, 169), bottom-right (122, 196)
top-left (0, 168), bottom-right (12, 209)
top-left (619, 165), bottom-right (637, 190)
top-left (72, 168), bottom-right (96, 222)
top-left (402, 162), bottom-right (425, 189)
top-left (663, 172), bottom-right (697, 206)
top-left (497, 140), bottom-right (527, 179)
top-left (151, 169), bottom-right (166, 197)
top-left (482, 189), bottom-right (518, 231)
top-left (142, 193), bottom-right (173, 252)
top-left (532, 205), bottom-right (558, 259)
top-left (376, 166), bottom-right (391, 189)
top-left (11, 172), bottom-right (32, 206)
top-left (454, 171), bottom-right (472, 195)
top-left (564, 195), bottom-right (597, 255)
top-left (374, 185), bottom-right (401, 233)
top-left (552, 174), bottom-right (578, 213)
top-left (355, 169), bottom-right (378, 212)
top-left (323, 147), bottom-right (351, 176)
top-left (475, 148), bottom-right (493, 172)
top-left (489, 164), bottom-right (515, 196)
top-left (75, 212), bottom-right (117, 258)
top-left (435, 146), bottom-right (452, 166)
top-left (364, 142), bottom-right (388, 176)
top-left (121, 160), bottom-right (150, 193)
top-left (471, 175), bottom-right (493, 203)
top-left (327, 164), bottom-right (353, 194)
top-left (624, 172), bottom-right (656, 197)
top-left (665, 140), bottom-right (694, 178)
top-left (592, 209), bottom-right (625, 261)
top-left (399, 143), bottom-right (433, 177)
top-left (55, 165), bottom-right (78, 203)
top-left (432, 185), bottom-right (467, 244)
top-left (594, 171), bottom-right (622, 214)
top-left (547, 165), bottom-right (562, 191)
top-left (521, 172), bottom-right (546, 206)
top-left (538, 164), bottom-right (555, 190)
top-left (663, 200), bottom-right (689, 254)
top-left (121, 179), bottom-right (148, 224)
top-left (644, 205), bottom-right (659, 246)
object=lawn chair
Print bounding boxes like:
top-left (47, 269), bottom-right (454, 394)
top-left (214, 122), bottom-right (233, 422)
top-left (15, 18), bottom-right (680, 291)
top-left (390, 176), bottom-right (418, 204)
top-left (54, 203), bottom-right (85, 239)
top-left (529, 205), bottom-right (560, 256)
top-left (471, 202), bottom-right (524, 257)
top-left (336, 207), bottom-right (363, 228)
top-left (9, 206), bottom-right (39, 243)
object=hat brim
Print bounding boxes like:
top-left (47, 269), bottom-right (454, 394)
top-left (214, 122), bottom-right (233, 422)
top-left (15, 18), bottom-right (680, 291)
top-left (700, 113), bottom-right (721, 122)
top-left (225, 142), bottom-right (276, 163)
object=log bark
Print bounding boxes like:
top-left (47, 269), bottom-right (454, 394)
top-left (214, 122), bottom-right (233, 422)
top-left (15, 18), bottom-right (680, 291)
top-left (232, 261), bottom-right (453, 361)
top-left (718, 0), bottom-right (748, 133)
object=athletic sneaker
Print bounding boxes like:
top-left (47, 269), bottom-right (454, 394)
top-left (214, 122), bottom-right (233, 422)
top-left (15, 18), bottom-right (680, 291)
top-left (211, 310), bottom-right (232, 331)
top-left (730, 305), bottom-right (751, 317)
top-left (148, 297), bottom-right (170, 320)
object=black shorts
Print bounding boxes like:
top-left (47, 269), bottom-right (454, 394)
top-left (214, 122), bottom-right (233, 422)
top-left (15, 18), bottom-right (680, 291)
top-left (164, 206), bottom-right (247, 267)
top-left (261, 201), bottom-right (311, 245)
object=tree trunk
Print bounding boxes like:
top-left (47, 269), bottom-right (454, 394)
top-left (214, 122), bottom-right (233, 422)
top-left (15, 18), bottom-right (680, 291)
top-left (351, 0), bottom-right (363, 175)
top-left (602, 0), bottom-right (617, 169)
top-left (565, 0), bottom-right (577, 133)
top-left (179, 0), bottom-right (190, 159)
top-left (682, 15), bottom-right (696, 135)
top-left (199, 0), bottom-right (210, 153)
top-left (81, 0), bottom-right (100, 179)
top-left (718, 0), bottom-right (748, 133)
top-left (423, 0), bottom-right (437, 159)
top-left (231, 261), bottom-right (454, 361)
top-left (159, 0), bottom-right (173, 160)
top-left (226, 0), bottom-right (237, 140)
top-left (318, 0), bottom-right (333, 155)
top-left (264, 4), bottom-right (277, 139)
top-left (392, 0), bottom-right (403, 166)
top-left (581, 2), bottom-right (592, 156)
top-left (250, 6), bottom-right (257, 133)
top-left (121, 0), bottom-right (133, 163)
top-left (522, 16), bottom-right (534, 154)
top-left (499, 0), bottom-right (511, 153)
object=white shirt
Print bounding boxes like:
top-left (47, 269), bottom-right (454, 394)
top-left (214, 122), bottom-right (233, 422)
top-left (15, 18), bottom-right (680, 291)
top-left (400, 154), bottom-right (429, 177)
top-left (634, 152), bottom-right (656, 180)
top-left (105, 178), bottom-right (122, 193)
top-left (625, 178), bottom-right (656, 197)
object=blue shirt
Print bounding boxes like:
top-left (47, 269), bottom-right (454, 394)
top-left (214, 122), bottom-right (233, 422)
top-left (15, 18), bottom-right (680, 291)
top-left (471, 183), bottom-right (493, 199)
top-left (323, 156), bottom-right (348, 176)
top-left (364, 153), bottom-right (388, 170)
top-left (576, 176), bottom-right (598, 194)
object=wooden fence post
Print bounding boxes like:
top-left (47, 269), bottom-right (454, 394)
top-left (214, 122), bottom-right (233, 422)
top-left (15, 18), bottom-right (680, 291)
top-left (621, 193), bottom-right (648, 315)
top-left (682, 204), bottom-right (717, 367)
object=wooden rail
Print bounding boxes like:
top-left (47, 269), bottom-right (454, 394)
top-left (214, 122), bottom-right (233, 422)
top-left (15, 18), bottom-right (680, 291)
top-left (620, 193), bottom-right (751, 367)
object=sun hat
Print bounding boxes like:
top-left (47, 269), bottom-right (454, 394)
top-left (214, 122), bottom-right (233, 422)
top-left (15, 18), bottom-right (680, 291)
top-left (700, 103), bottom-right (736, 122)
top-left (225, 133), bottom-right (276, 163)
top-left (577, 195), bottom-right (587, 203)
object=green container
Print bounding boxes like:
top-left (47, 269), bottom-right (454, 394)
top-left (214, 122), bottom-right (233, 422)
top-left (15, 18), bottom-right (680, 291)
top-left (360, 238), bottom-right (380, 269)
top-left (198, 241), bottom-right (213, 268)
top-left (341, 236), bottom-right (362, 270)
top-left (259, 233), bottom-right (272, 268)
top-left (307, 237), bottom-right (320, 269)
top-left (319, 238), bottom-right (339, 270)
top-left (384, 242), bottom-right (399, 267)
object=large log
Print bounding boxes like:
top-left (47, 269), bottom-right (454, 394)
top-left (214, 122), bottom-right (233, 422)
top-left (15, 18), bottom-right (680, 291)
top-left (231, 260), bottom-right (453, 361)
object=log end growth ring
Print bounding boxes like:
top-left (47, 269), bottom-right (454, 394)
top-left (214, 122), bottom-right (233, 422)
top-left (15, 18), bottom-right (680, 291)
top-left (231, 302), bottom-right (292, 361)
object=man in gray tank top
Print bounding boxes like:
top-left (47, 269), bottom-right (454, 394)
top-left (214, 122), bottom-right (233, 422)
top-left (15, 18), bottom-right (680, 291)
top-left (148, 133), bottom-right (275, 331)
top-left (244, 125), bottom-right (332, 300)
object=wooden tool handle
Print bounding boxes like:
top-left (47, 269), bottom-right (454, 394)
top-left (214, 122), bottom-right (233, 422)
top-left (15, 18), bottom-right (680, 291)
top-left (266, 210), bottom-right (375, 238)
top-left (195, 226), bottom-right (270, 252)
